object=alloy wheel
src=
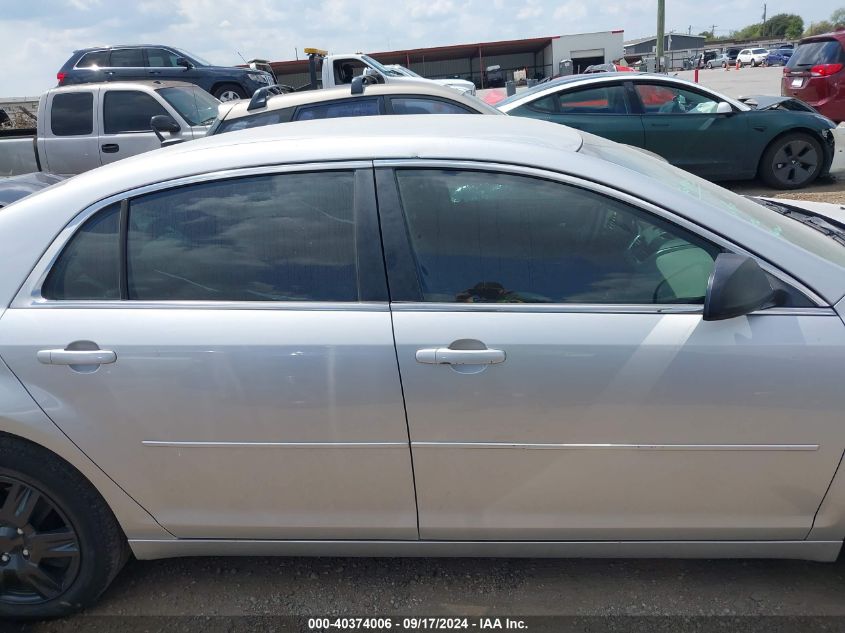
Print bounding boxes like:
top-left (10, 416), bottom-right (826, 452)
top-left (0, 476), bottom-right (80, 605)
top-left (771, 140), bottom-right (819, 187)
top-left (218, 90), bottom-right (242, 102)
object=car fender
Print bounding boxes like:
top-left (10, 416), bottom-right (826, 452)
top-left (0, 351), bottom-right (171, 540)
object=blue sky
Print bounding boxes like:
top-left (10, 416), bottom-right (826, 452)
top-left (1, 0), bottom-right (840, 96)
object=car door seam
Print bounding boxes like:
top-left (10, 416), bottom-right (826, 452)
top-left (371, 165), bottom-right (421, 540)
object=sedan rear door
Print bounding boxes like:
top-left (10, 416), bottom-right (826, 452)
top-left (377, 162), bottom-right (845, 542)
top-left (508, 82), bottom-right (645, 147)
top-left (0, 166), bottom-right (418, 540)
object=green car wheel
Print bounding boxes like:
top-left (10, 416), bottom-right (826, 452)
top-left (759, 133), bottom-right (823, 190)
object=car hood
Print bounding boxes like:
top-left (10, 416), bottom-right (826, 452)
top-left (756, 196), bottom-right (845, 223)
top-left (739, 95), bottom-right (813, 111)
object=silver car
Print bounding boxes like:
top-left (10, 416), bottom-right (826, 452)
top-left (2, 115), bottom-right (845, 618)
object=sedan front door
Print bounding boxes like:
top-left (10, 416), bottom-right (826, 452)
top-left (378, 163), bottom-right (845, 541)
top-left (633, 82), bottom-right (750, 178)
top-left (0, 166), bottom-right (418, 540)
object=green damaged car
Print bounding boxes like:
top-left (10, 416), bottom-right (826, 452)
top-left (497, 73), bottom-right (836, 190)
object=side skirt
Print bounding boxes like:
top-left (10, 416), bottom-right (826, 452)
top-left (129, 539), bottom-right (843, 562)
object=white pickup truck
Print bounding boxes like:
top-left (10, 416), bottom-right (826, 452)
top-left (0, 80), bottom-right (218, 177)
top-left (296, 49), bottom-right (476, 95)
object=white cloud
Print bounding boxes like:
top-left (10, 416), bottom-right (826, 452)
top-left (1, 0), bottom-right (841, 96)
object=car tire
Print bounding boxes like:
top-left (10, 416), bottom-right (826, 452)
top-left (0, 434), bottom-right (129, 620)
top-left (759, 133), bottom-right (824, 190)
top-left (213, 84), bottom-right (248, 102)
top-left (706, 62), bottom-right (713, 69)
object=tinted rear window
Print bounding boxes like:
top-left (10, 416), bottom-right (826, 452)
top-left (788, 40), bottom-right (845, 67)
top-left (76, 50), bottom-right (108, 68)
top-left (50, 92), bottom-right (94, 136)
top-left (109, 48), bottom-right (144, 67)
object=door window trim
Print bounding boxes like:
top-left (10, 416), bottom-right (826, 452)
top-left (384, 95), bottom-right (475, 115)
top-left (14, 161), bottom-right (389, 309)
top-left (373, 159), bottom-right (825, 311)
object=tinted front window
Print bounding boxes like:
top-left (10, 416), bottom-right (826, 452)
top-left (146, 48), bottom-right (180, 67)
top-left (788, 40), bottom-right (845, 68)
top-left (76, 50), bottom-right (108, 67)
top-left (42, 204), bottom-right (120, 300)
top-left (50, 92), bottom-right (93, 136)
top-left (635, 84), bottom-right (718, 114)
top-left (109, 48), bottom-right (144, 67)
top-left (103, 91), bottom-right (168, 134)
top-left (390, 98), bottom-right (472, 114)
top-left (158, 86), bottom-right (219, 126)
top-left (294, 99), bottom-right (380, 121)
top-left (396, 170), bottom-right (720, 304)
top-left (127, 172), bottom-right (358, 301)
top-left (558, 86), bottom-right (629, 114)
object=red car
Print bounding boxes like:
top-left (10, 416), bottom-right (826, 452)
top-left (782, 30), bottom-right (845, 122)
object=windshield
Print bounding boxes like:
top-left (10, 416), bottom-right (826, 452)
top-left (157, 86), bottom-right (220, 126)
top-left (579, 134), bottom-right (845, 268)
top-left (360, 55), bottom-right (404, 77)
top-left (397, 66), bottom-right (422, 78)
top-left (788, 40), bottom-right (844, 68)
top-left (173, 47), bottom-right (213, 66)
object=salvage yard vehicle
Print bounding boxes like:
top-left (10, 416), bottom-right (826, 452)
top-left (782, 30), bottom-right (845, 123)
top-left (497, 73), bottom-right (836, 189)
top-left (4, 115), bottom-right (845, 618)
top-left (0, 81), bottom-right (217, 177)
top-left (384, 64), bottom-right (476, 95)
top-left (705, 53), bottom-right (731, 69)
top-left (737, 48), bottom-right (769, 67)
top-left (57, 45), bottom-right (275, 101)
top-left (764, 48), bottom-right (793, 67)
top-left (209, 80), bottom-right (500, 135)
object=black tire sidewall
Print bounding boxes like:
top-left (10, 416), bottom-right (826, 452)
top-left (759, 133), bottom-right (824, 190)
top-left (0, 442), bottom-right (123, 619)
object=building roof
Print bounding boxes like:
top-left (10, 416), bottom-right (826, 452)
top-left (624, 34), bottom-right (707, 47)
top-left (270, 35), bottom-right (563, 74)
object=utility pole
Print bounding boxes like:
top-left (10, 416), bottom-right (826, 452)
top-left (762, 3), bottom-right (767, 23)
top-left (688, 25), bottom-right (692, 35)
top-left (711, 24), bottom-right (717, 38)
top-left (656, 0), bottom-right (665, 72)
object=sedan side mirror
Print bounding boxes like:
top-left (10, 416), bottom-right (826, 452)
top-left (703, 253), bottom-right (776, 321)
top-left (176, 57), bottom-right (193, 70)
top-left (150, 114), bottom-right (181, 144)
top-left (716, 101), bottom-right (733, 115)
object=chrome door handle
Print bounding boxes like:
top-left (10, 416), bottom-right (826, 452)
top-left (415, 348), bottom-right (506, 365)
top-left (37, 349), bottom-right (116, 366)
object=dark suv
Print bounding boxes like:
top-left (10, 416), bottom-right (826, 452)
top-left (782, 31), bottom-right (845, 122)
top-left (57, 45), bottom-right (275, 102)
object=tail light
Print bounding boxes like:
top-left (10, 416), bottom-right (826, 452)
top-left (56, 71), bottom-right (66, 85)
top-left (810, 63), bottom-right (844, 77)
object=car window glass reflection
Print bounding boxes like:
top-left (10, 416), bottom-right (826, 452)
top-left (396, 169), bottom-right (721, 304)
top-left (127, 171), bottom-right (359, 302)
top-left (636, 84), bottom-right (718, 114)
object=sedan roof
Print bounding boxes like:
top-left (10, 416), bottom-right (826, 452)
top-left (219, 81), bottom-right (501, 122)
top-left (2, 115), bottom-right (843, 306)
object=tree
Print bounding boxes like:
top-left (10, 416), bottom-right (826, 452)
top-left (805, 20), bottom-right (834, 36)
top-left (698, 30), bottom-right (714, 39)
top-left (731, 23), bottom-right (762, 39)
top-left (831, 7), bottom-right (845, 26)
top-left (759, 13), bottom-right (804, 38)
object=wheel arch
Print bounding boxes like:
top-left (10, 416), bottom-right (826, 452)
top-left (756, 126), bottom-right (833, 178)
top-left (210, 81), bottom-right (248, 97)
top-left (0, 357), bottom-right (170, 541)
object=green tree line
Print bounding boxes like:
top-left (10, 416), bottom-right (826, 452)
top-left (699, 8), bottom-right (845, 40)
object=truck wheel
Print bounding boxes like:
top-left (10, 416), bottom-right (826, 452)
top-left (759, 133), bottom-right (823, 190)
top-left (213, 84), bottom-right (247, 102)
top-left (0, 435), bottom-right (128, 620)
